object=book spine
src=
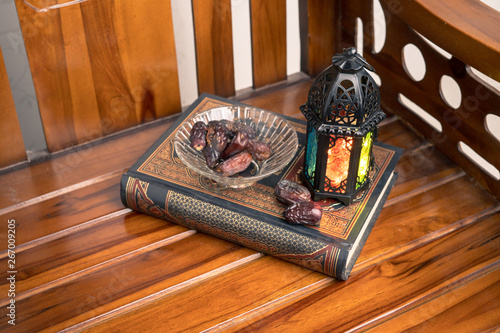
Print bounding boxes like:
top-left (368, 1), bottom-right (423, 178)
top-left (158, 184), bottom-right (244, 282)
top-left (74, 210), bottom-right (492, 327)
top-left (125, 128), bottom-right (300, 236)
top-left (120, 173), bottom-right (349, 279)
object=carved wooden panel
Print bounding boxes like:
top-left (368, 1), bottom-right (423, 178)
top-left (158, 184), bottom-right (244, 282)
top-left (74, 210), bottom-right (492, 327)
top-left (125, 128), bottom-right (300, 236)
top-left (0, 47), bottom-right (26, 168)
top-left (339, 0), bottom-right (500, 200)
top-left (15, 0), bottom-right (181, 152)
top-left (250, 0), bottom-right (287, 88)
top-left (192, 0), bottom-right (235, 98)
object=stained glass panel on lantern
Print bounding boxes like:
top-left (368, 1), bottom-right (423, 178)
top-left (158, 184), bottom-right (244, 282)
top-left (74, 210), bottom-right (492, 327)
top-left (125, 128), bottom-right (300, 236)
top-left (324, 135), bottom-right (353, 192)
top-left (356, 131), bottom-right (373, 188)
top-left (305, 126), bottom-right (318, 182)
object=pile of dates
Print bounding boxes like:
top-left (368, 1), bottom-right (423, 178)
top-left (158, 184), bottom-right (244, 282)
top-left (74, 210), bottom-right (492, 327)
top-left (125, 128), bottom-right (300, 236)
top-left (275, 180), bottom-right (323, 226)
top-left (189, 119), bottom-right (272, 177)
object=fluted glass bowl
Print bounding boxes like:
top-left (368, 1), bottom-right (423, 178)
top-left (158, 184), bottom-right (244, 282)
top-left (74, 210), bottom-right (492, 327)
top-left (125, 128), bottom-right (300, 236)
top-left (174, 105), bottom-right (298, 188)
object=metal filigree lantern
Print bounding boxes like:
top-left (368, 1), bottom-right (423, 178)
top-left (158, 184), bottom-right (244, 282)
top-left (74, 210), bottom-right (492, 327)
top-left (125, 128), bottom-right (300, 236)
top-left (300, 47), bottom-right (386, 205)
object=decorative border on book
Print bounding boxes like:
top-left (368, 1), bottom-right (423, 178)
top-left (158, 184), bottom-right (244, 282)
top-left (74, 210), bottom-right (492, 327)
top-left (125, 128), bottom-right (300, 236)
top-left (124, 177), bottom-right (169, 220)
top-left (165, 190), bottom-right (337, 276)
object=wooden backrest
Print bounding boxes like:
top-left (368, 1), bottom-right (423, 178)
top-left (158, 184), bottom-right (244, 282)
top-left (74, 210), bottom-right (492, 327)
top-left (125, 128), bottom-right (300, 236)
top-left (336, 0), bottom-right (500, 199)
top-left (2, 0), bottom-right (499, 200)
top-left (7, 0), bottom-right (302, 155)
top-left (15, 0), bottom-right (181, 152)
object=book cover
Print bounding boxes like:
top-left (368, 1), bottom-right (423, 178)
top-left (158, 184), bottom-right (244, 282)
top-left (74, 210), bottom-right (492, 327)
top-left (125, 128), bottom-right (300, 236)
top-left (120, 93), bottom-right (403, 280)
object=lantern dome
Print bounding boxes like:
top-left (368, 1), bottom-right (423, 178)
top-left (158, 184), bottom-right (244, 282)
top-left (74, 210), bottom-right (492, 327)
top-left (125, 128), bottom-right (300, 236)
top-left (300, 47), bottom-right (385, 138)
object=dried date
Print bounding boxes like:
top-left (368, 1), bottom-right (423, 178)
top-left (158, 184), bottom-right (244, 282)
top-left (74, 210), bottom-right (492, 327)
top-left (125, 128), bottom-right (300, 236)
top-left (275, 180), bottom-right (311, 205)
top-left (221, 131), bottom-right (249, 159)
top-left (189, 118), bottom-right (274, 176)
top-left (214, 152), bottom-right (252, 177)
top-left (248, 140), bottom-right (272, 161)
top-left (189, 121), bottom-right (207, 151)
top-left (284, 201), bottom-right (323, 226)
top-left (234, 121), bottom-right (256, 139)
top-left (206, 121), bottom-right (230, 153)
top-left (203, 145), bottom-right (220, 169)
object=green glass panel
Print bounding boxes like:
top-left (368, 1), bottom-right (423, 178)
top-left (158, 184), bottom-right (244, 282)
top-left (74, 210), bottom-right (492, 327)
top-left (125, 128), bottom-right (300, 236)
top-left (356, 131), bottom-right (373, 188)
top-left (305, 126), bottom-right (318, 182)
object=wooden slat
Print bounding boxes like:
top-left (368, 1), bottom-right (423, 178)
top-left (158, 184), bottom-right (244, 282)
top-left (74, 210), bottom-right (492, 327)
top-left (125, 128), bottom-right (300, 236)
top-left (358, 176), bottom-right (500, 270)
top-left (192, 0), bottom-right (235, 97)
top-left (0, 233), bottom-right (255, 332)
top-left (0, 117), bottom-right (176, 210)
top-left (0, 213), bottom-right (188, 296)
top-left (250, 0), bottom-right (287, 88)
top-left (0, 174), bottom-right (123, 250)
top-left (240, 79), bottom-right (312, 118)
top-left (299, 0), bottom-right (340, 76)
top-left (84, 256), bottom-right (325, 332)
top-left (15, 0), bottom-right (181, 152)
top-left (386, 142), bottom-right (462, 200)
top-left (0, 46), bottom-right (26, 168)
top-left (366, 267), bottom-right (500, 332)
top-left (376, 118), bottom-right (423, 150)
top-left (76, 210), bottom-right (500, 332)
top-left (224, 212), bottom-right (500, 332)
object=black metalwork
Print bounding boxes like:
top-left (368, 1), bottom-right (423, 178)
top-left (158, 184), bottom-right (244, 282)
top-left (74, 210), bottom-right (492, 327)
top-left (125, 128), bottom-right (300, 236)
top-left (300, 47), bottom-right (386, 205)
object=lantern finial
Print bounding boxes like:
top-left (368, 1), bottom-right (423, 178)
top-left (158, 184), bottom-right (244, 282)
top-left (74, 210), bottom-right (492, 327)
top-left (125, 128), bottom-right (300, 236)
top-left (331, 47), bottom-right (375, 72)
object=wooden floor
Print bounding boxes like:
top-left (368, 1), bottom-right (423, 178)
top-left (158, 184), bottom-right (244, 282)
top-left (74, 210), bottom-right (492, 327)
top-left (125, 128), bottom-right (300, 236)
top-left (1, 80), bottom-right (499, 332)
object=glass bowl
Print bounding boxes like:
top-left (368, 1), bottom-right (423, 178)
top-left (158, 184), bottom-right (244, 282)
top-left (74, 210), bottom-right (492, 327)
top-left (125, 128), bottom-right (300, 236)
top-left (174, 105), bottom-right (298, 188)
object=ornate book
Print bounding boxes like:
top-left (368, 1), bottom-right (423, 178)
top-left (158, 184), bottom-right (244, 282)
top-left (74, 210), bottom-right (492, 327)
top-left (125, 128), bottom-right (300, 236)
top-left (120, 94), bottom-right (403, 280)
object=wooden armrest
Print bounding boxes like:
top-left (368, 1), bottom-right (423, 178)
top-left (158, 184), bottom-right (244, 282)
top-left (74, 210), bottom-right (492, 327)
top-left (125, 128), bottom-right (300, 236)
top-left (391, 0), bottom-right (500, 81)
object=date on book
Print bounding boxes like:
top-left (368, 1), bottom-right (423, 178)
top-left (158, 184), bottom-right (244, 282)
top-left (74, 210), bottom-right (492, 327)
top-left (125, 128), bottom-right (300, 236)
top-left (275, 180), bottom-right (323, 226)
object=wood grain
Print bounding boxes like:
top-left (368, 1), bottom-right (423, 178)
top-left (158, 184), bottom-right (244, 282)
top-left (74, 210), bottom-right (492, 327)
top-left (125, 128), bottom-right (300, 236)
top-left (0, 234), bottom-right (257, 332)
top-left (395, 0), bottom-right (500, 81)
top-left (299, 0), bottom-right (340, 76)
top-left (241, 79), bottom-right (312, 118)
top-left (358, 176), bottom-right (500, 270)
top-left (15, 0), bottom-right (181, 152)
top-left (387, 143), bottom-right (462, 200)
top-left (0, 117), bottom-right (176, 210)
top-left (226, 212), bottom-right (500, 332)
top-left (0, 175), bottom-right (123, 251)
top-left (72, 211), bottom-right (500, 332)
top-left (0, 213), bottom-right (187, 296)
top-left (0, 44), bottom-right (26, 168)
top-left (192, 0), bottom-right (235, 97)
top-left (250, 0), bottom-right (287, 88)
top-left (85, 256), bottom-right (325, 332)
top-left (366, 265), bottom-right (500, 332)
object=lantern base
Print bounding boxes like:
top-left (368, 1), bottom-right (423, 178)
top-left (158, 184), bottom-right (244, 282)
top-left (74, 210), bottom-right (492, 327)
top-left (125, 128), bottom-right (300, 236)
top-left (300, 171), bottom-right (370, 206)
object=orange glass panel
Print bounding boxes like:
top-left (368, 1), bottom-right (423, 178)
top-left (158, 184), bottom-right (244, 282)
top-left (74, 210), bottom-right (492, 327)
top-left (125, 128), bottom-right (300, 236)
top-left (325, 136), bottom-right (353, 190)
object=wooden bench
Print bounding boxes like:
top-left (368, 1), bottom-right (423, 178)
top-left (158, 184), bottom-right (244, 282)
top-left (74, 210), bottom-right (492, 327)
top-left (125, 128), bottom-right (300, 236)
top-left (1, 0), bottom-right (499, 331)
